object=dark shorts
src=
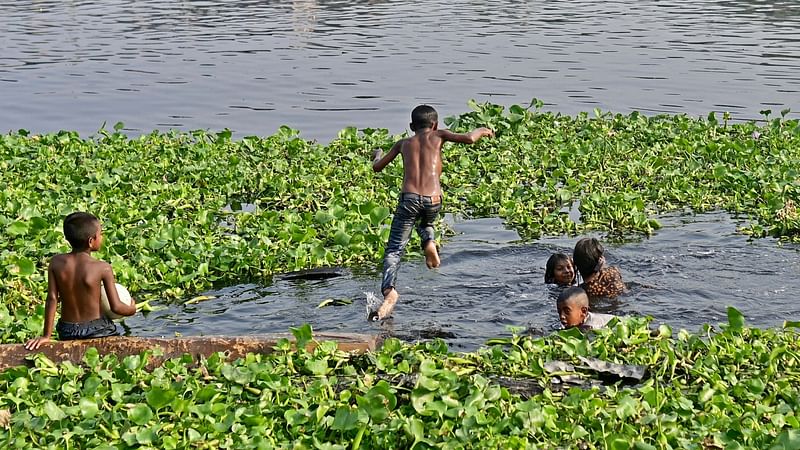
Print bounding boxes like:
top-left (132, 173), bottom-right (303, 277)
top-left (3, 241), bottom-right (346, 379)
top-left (56, 317), bottom-right (119, 341)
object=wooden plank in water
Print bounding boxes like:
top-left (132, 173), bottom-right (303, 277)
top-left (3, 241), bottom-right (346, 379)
top-left (0, 333), bottom-right (381, 371)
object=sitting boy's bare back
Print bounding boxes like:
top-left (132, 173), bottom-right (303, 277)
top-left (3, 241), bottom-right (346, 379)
top-left (49, 252), bottom-right (115, 323)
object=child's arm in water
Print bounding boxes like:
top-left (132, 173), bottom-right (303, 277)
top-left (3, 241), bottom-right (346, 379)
top-left (372, 140), bottom-right (402, 172)
top-left (24, 261), bottom-right (60, 350)
top-left (437, 127), bottom-right (494, 144)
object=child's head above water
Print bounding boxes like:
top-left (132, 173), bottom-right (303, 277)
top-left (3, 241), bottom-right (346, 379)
top-left (544, 252), bottom-right (576, 286)
top-left (410, 104), bottom-right (438, 132)
top-left (556, 286), bottom-right (589, 328)
top-left (63, 212), bottom-right (102, 251)
top-left (573, 237), bottom-right (605, 279)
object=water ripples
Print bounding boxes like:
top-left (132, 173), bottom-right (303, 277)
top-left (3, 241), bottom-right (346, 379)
top-left (124, 212), bottom-right (800, 350)
top-left (1, 0), bottom-right (799, 140)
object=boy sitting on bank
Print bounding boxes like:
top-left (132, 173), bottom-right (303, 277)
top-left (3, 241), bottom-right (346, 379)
top-left (24, 212), bottom-right (136, 350)
top-left (556, 286), bottom-right (617, 331)
top-left (371, 105), bottom-right (494, 320)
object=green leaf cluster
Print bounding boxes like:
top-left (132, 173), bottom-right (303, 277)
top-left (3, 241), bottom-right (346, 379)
top-left (2, 315), bottom-right (800, 449)
top-left (3, 102), bottom-right (799, 341)
top-left (444, 100), bottom-right (800, 241)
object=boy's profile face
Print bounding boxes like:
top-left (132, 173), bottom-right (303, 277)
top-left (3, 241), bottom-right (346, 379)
top-left (557, 297), bottom-right (588, 328)
top-left (88, 223), bottom-right (103, 251)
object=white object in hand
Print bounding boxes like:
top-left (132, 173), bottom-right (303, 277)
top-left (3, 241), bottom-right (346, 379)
top-left (100, 282), bottom-right (133, 320)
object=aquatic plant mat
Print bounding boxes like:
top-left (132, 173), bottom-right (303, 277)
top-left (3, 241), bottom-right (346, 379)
top-left (2, 103), bottom-right (800, 447)
top-left (3, 314), bottom-right (800, 448)
top-left (2, 101), bottom-right (799, 339)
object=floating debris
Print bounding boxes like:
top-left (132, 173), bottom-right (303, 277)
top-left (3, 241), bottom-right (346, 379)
top-left (280, 267), bottom-right (349, 281)
top-left (184, 295), bottom-right (216, 305)
top-left (317, 298), bottom-right (354, 308)
top-left (544, 356), bottom-right (646, 384)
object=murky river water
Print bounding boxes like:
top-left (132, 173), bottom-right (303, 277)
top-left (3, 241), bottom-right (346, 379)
top-left (124, 212), bottom-right (800, 350)
top-left (2, 0), bottom-right (799, 141)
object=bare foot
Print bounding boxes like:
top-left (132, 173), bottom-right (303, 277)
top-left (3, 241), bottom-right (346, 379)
top-left (424, 241), bottom-right (440, 269)
top-left (376, 289), bottom-right (399, 320)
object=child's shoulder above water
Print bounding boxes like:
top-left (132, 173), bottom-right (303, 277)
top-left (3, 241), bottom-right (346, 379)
top-left (556, 286), bottom-right (619, 331)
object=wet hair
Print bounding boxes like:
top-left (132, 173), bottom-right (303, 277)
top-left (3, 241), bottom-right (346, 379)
top-left (410, 105), bottom-right (438, 131)
top-left (556, 286), bottom-right (588, 307)
top-left (544, 252), bottom-right (575, 285)
top-left (573, 237), bottom-right (604, 279)
top-left (63, 212), bottom-right (99, 249)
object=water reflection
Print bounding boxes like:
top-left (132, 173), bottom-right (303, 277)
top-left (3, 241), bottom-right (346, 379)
top-left (1, 0), bottom-right (798, 140)
top-left (292, 0), bottom-right (319, 43)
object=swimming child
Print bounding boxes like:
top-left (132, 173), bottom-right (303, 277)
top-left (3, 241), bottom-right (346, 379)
top-left (544, 252), bottom-right (577, 287)
top-left (556, 286), bottom-right (617, 330)
top-left (573, 237), bottom-right (625, 299)
top-left (24, 212), bottom-right (137, 350)
top-left (371, 104), bottom-right (494, 320)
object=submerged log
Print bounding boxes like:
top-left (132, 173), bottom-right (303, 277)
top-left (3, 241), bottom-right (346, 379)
top-left (0, 333), bottom-right (382, 372)
top-left (279, 267), bottom-right (349, 281)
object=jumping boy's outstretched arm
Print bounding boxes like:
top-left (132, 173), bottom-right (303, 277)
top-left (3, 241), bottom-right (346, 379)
top-left (437, 127), bottom-right (494, 144)
top-left (372, 140), bottom-right (402, 172)
top-left (24, 262), bottom-right (59, 350)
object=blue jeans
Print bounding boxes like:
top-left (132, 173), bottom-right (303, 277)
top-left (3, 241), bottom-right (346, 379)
top-left (381, 193), bottom-right (442, 294)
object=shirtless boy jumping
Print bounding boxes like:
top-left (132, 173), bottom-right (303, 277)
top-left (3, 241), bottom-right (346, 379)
top-left (24, 212), bottom-right (136, 350)
top-left (371, 105), bottom-right (494, 320)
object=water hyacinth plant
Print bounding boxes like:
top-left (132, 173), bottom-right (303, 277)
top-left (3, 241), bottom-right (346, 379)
top-left (2, 103), bottom-right (800, 447)
top-left (1, 314), bottom-right (800, 448)
top-left (2, 102), bottom-right (799, 341)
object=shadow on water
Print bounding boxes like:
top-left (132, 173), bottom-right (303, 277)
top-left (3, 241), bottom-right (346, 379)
top-left (125, 211), bottom-right (800, 351)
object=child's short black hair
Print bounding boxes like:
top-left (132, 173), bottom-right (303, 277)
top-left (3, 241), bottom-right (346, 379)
top-left (410, 105), bottom-right (438, 131)
top-left (573, 237), bottom-right (604, 279)
top-left (544, 252), bottom-right (572, 284)
top-left (64, 212), bottom-right (99, 249)
top-left (556, 286), bottom-right (588, 306)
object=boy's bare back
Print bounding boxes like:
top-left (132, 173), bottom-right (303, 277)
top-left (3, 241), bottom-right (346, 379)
top-left (395, 131), bottom-right (445, 197)
top-left (49, 252), bottom-right (114, 323)
top-left (373, 127), bottom-right (494, 197)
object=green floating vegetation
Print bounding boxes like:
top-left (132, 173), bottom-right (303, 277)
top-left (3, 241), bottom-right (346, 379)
top-left (2, 314), bottom-right (800, 449)
top-left (2, 102), bottom-right (799, 342)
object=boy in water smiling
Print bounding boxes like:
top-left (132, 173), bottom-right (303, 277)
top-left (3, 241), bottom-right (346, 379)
top-left (24, 212), bottom-right (136, 350)
top-left (371, 105), bottom-right (494, 320)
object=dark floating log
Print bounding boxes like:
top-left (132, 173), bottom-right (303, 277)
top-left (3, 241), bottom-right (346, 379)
top-left (279, 267), bottom-right (349, 281)
top-left (0, 333), bottom-right (382, 372)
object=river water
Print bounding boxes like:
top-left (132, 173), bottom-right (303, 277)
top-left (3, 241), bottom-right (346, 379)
top-left (124, 212), bottom-right (800, 350)
top-left (4, 1), bottom-right (800, 347)
top-left (2, 0), bottom-right (799, 141)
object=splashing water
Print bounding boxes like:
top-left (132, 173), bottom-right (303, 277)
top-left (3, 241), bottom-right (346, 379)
top-left (365, 291), bottom-right (382, 321)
